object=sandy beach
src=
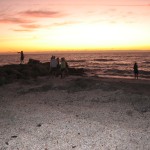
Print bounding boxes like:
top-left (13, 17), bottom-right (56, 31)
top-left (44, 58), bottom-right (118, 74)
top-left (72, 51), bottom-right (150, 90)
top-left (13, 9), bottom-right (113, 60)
top-left (0, 76), bottom-right (150, 150)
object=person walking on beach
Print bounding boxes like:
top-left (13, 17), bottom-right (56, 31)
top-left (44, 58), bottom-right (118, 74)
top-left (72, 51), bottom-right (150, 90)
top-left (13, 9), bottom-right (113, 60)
top-left (133, 62), bottom-right (139, 79)
top-left (18, 51), bottom-right (24, 64)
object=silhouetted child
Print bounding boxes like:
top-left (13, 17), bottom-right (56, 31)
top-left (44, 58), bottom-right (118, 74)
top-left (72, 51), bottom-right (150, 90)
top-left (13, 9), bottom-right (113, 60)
top-left (18, 51), bottom-right (24, 64)
top-left (133, 62), bottom-right (138, 79)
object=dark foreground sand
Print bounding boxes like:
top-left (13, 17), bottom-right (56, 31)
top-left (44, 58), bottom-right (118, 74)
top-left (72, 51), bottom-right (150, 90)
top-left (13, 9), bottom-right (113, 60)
top-left (0, 76), bottom-right (150, 150)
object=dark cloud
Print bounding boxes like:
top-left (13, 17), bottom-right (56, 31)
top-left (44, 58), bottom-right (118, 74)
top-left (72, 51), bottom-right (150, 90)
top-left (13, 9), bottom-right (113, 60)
top-left (20, 10), bottom-right (65, 18)
top-left (0, 17), bottom-right (33, 24)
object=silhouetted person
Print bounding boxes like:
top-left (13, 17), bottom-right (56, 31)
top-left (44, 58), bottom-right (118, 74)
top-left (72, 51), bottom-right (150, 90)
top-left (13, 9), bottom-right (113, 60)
top-left (18, 51), bottom-right (24, 64)
top-left (50, 56), bottom-right (57, 77)
top-left (55, 57), bottom-right (60, 76)
top-left (60, 57), bottom-right (68, 78)
top-left (133, 62), bottom-right (138, 79)
top-left (56, 57), bottom-right (60, 69)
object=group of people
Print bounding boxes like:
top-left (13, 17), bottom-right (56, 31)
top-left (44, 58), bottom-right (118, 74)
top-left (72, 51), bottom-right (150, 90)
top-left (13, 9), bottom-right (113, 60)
top-left (50, 56), bottom-right (69, 78)
top-left (18, 51), bottom-right (139, 79)
top-left (17, 51), bottom-right (69, 78)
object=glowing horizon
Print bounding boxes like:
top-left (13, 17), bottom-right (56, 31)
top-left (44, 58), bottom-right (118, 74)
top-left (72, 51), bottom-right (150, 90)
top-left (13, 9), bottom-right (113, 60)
top-left (0, 0), bottom-right (150, 53)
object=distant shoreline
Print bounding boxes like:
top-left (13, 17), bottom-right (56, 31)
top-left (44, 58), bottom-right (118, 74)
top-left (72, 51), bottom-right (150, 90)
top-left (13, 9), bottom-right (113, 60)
top-left (0, 50), bottom-right (150, 55)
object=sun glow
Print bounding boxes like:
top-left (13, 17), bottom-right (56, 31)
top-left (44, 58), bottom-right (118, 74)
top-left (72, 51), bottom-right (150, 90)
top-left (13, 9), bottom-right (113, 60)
top-left (0, 0), bottom-right (150, 53)
top-left (32, 22), bottom-right (147, 51)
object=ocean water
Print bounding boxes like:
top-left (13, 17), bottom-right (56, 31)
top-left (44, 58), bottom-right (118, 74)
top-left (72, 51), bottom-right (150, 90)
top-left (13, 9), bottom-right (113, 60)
top-left (0, 51), bottom-right (150, 79)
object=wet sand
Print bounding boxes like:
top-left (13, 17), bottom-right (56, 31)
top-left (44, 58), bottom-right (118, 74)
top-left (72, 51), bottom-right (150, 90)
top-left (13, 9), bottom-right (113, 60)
top-left (0, 76), bottom-right (150, 150)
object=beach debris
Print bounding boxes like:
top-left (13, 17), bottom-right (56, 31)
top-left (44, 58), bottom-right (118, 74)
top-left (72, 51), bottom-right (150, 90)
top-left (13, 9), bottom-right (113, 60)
top-left (5, 141), bottom-right (9, 145)
top-left (37, 123), bottom-right (42, 127)
top-left (11, 135), bottom-right (17, 138)
top-left (72, 145), bottom-right (77, 148)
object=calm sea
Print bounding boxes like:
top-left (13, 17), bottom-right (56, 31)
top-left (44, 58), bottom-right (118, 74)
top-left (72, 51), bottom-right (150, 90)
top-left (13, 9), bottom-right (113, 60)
top-left (0, 51), bottom-right (150, 80)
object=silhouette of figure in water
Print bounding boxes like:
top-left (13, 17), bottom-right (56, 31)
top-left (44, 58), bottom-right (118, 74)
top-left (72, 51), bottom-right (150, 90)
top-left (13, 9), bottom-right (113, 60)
top-left (133, 62), bottom-right (138, 79)
top-left (18, 51), bottom-right (24, 64)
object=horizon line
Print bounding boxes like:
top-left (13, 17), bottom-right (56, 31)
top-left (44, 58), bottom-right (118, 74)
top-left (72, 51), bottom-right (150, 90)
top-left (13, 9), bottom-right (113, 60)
top-left (0, 49), bottom-right (150, 55)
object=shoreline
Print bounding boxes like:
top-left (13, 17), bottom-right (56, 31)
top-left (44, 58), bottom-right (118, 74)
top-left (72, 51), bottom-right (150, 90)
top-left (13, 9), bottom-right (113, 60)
top-left (0, 62), bottom-right (149, 86)
top-left (0, 51), bottom-right (150, 81)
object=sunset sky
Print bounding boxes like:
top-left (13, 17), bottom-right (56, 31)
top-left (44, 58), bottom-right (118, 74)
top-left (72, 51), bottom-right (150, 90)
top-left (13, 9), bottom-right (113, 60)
top-left (0, 0), bottom-right (150, 53)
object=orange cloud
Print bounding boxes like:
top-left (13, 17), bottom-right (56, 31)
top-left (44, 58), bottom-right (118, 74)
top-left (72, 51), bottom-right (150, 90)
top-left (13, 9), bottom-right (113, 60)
top-left (12, 29), bottom-right (33, 32)
top-left (0, 17), bottom-right (33, 24)
top-left (20, 10), bottom-right (65, 18)
top-left (20, 24), bottom-right (42, 29)
top-left (12, 24), bottom-right (42, 32)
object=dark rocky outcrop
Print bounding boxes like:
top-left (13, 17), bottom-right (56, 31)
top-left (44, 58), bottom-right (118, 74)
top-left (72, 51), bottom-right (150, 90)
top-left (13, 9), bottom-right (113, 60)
top-left (0, 59), bottom-right (85, 85)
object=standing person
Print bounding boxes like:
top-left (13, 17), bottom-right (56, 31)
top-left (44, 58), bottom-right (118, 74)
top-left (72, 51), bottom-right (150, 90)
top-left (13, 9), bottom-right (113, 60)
top-left (56, 57), bottom-right (60, 69)
top-left (133, 62), bottom-right (139, 79)
top-left (50, 56), bottom-right (57, 77)
top-left (56, 57), bottom-right (60, 76)
top-left (60, 57), bottom-right (68, 78)
top-left (18, 51), bottom-right (24, 64)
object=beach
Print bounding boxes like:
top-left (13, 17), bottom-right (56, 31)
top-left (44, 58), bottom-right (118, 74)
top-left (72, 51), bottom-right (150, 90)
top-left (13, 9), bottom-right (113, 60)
top-left (0, 75), bottom-right (150, 150)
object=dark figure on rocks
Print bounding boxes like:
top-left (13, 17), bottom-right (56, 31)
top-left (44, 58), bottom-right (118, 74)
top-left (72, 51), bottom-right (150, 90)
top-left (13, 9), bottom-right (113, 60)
top-left (133, 62), bottom-right (139, 79)
top-left (18, 51), bottom-right (24, 64)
